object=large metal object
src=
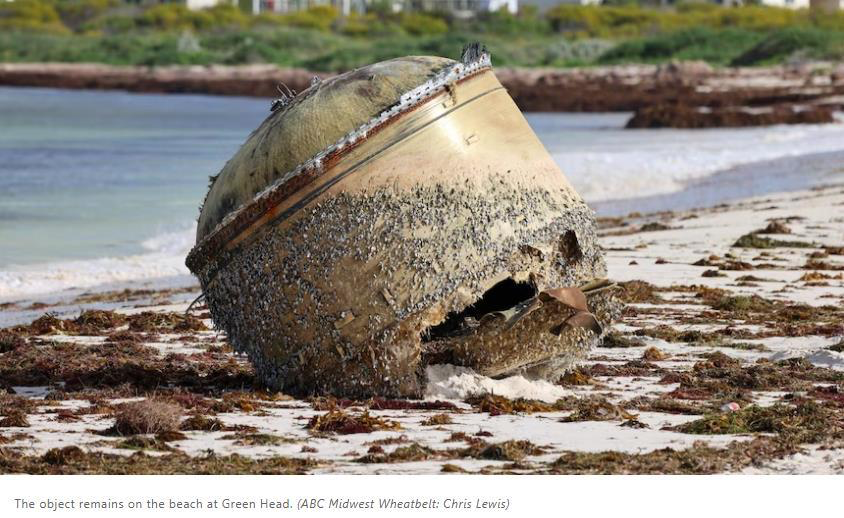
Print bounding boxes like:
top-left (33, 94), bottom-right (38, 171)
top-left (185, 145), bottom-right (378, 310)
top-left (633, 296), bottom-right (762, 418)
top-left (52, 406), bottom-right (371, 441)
top-left (186, 46), bottom-right (618, 398)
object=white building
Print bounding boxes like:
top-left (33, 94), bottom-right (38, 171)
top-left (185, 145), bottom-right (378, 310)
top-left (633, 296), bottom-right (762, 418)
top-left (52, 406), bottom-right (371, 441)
top-left (236, 0), bottom-right (517, 15)
top-left (809, 0), bottom-right (842, 10)
top-left (388, 1), bottom-right (518, 15)
top-left (756, 0), bottom-right (810, 9)
top-left (519, 0), bottom-right (600, 11)
top-left (481, 0), bottom-right (518, 13)
top-left (238, 0), bottom-right (368, 15)
top-left (186, 0), bottom-right (228, 8)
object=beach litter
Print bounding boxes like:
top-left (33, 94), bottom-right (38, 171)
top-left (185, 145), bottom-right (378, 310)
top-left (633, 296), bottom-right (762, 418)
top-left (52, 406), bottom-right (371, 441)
top-left (720, 402), bottom-right (741, 413)
top-left (185, 45), bottom-right (618, 398)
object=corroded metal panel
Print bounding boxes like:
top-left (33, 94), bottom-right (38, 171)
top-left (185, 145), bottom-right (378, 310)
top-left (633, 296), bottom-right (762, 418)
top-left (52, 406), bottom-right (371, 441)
top-left (187, 47), bottom-right (618, 397)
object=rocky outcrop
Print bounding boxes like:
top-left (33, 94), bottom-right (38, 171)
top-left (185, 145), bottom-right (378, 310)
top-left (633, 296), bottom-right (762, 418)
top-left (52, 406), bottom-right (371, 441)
top-left (1, 61), bottom-right (843, 126)
top-left (626, 103), bottom-right (836, 129)
top-left (0, 63), bottom-right (329, 98)
top-left (497, 62), bottom-right (844, 113)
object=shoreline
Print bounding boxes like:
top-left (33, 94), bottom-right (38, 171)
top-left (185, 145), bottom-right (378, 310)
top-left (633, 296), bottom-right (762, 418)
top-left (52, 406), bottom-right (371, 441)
top-left (1, 182), bottom-right (843, 474)
top-left (2, 61), bottom-right (844, 114)
top-left (592, 148), bottom-right (844, 217)
top-left (5, 82), bottom-right (844, 304)
top-left (2, 145), bottom-right (843, 307)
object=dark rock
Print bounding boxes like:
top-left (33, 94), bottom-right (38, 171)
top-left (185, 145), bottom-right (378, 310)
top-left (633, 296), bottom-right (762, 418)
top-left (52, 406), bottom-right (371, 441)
top-left (626, 103), bottom-right (834, 129)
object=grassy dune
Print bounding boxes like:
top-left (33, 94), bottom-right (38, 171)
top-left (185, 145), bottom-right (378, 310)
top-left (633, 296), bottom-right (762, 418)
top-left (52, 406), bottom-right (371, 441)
top-left (1, 1), bottom-right (844, 70)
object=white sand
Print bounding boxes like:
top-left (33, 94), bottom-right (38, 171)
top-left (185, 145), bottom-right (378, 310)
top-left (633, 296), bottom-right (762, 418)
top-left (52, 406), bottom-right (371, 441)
top-left (2, 184), bottom-right (843, 474)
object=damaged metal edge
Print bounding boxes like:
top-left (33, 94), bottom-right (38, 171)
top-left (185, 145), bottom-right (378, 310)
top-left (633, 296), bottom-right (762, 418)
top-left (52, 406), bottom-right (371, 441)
top-left (186, 52), bottom-right (492, 274)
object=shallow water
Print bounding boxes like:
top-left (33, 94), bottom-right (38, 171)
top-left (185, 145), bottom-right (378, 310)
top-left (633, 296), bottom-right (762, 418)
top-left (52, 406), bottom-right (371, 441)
top-left (531, 112), bottom-right (844, 208)
top-left (0, 86), bottom-right (265, 267)
top-left (592, 149), bottom-right (844, 216)
top-left (2, 86), bottom-right (843, 299)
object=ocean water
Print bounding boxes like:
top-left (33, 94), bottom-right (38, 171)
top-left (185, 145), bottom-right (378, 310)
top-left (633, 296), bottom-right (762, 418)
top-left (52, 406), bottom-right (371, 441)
top-left (530, 112), bottom-right (844, 204)
top-left (0, 87), bottom-right (266, 300)
top-left (2, 86), bottom-right (844, 300)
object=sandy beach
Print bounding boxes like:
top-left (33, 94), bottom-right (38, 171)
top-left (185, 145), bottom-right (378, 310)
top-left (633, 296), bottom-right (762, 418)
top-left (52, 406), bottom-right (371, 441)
top-left (2, 181), bottom-right (842, 474)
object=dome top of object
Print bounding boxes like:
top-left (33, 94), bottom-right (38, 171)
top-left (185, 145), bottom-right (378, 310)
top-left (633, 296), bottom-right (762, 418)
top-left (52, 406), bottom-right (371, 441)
top-left (197, 55), bottom-right (457, 241)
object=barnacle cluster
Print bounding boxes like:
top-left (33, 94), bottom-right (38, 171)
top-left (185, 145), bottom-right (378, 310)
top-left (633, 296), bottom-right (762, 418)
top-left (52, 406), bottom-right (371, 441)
top-left (187, 46), bottom-right (618, 398)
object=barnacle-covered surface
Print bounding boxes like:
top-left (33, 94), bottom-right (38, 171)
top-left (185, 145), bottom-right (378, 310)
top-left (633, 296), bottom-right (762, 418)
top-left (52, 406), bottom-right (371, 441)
top-left (3, 185), bottom-right (844, 474)
top-left (197, 56), bottom-right (454, 240)
top-left (197, 184), bottom-right (610, 397)
top-left (188, 52), bottom-right (615, 398)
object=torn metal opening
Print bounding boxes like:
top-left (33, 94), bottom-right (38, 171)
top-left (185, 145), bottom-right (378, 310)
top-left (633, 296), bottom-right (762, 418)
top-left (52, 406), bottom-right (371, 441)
top-left (422, 277), bottom-right (537, 343)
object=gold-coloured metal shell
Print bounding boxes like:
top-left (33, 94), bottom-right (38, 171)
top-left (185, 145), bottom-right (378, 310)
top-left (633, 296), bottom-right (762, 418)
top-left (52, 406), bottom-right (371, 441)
top-left (187, 51), bottom-right (618, 398)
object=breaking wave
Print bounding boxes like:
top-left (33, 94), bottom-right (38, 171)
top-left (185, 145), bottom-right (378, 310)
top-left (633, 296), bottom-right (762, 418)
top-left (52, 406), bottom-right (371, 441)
top-left (532, 113), bottom-right (844, 203)
top-left (0, 223), bottom-right (196, 302)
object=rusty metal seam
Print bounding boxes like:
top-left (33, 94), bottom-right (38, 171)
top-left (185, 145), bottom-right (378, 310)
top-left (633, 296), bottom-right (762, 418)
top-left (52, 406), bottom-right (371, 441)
top-left (195, 84), bottom-right (506, 285)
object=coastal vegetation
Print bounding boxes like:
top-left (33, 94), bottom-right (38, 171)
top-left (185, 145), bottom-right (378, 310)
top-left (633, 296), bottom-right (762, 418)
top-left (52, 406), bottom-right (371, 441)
top-left (1, 1), bottom-right (844, 70)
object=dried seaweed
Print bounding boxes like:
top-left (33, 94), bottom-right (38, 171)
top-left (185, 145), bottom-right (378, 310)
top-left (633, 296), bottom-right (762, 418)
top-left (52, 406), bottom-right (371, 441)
top-left (470, 440), bottom-right (544, 461)
top-left (357, 443), bottom-right (436, 464)
top-left (111, 400), bottom-right (182, 436)
top-left (420, 414), bottom-right (454, 426)
top-left (0, 339), bottom-right (254, 391)
top-left (466, 394), bottom-right (576, 416)
top-left (180, 415), bottom-right (225, 432)
top-left (221, 433), bottom-right (299, 446)
top-left (128, 312), bottom-right (208, 333)
top-left (0, 449), bottom-right (316, 475)
top-left (306, 410), bottom-right (401, 435)
top-left (617, 280), bottom-right (664, 304)
top-left (0, 330), bottom-right (26, 353)
top-left (560, 396), bottom-right (637, 422)
top-left (674, 401), bottom-right (839, 443)
top-left (642, 347), bottom-right (667, 361)
top-left (733, 233), bottom-right (813, 249)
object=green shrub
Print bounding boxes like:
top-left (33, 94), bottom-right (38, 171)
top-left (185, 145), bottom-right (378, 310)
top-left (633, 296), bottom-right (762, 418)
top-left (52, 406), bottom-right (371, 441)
top-left (2, 3), bottom-right (844, 70)
top-left (200, 27), bottom-right (343, 66)
top-left (547, 4), bottom-right (828, 39)
top-left (205, 3), bottom-right (249, 28)
top-left (731, 26), bottom-right (844, 65)
top-left (337, 13), bottom-right (375, 36)
top-left (95, 13), bottom-right (136, 34)
top-left (543, 38), bottom-right (616, 66)
top-left (130, 3), bottom-right (246, 32)
top-left (600, 26), bottom-right (764, 65)
top-left (400, 13), bottom-right (448, 36)
top-left (469, 8), bottom-right (551, 35)
top-left (714, 6), bottom-right (797, 31)
top-left (336, 13), bottom-right (404, 37)
top-left (675, 2), bottom-right (721, 15)
top-left (282, 6), bottom-right (339, 32)
top-left (136, 4), bottom-right (205, 31)
top-left (56, 0), bottom-right (118, 31)
top-left (547, 5), bottom-right (666, 38)
top-left (0, 0), bottom-right (68, 33)
top-left (810, 9), bottom-right (844, 31)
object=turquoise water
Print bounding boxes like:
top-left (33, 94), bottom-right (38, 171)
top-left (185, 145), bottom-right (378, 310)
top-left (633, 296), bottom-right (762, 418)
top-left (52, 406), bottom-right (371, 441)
top-left (0, 86), bottom-right (266, 267)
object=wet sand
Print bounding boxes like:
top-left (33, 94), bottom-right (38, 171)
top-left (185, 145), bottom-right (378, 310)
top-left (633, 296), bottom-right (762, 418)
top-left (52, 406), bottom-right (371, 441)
top-left (1, 183), bottom-right (843, 474)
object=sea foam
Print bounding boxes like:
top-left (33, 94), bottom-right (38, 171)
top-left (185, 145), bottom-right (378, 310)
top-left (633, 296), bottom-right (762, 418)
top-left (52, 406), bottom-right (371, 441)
top-left (0, 224), bottom-right (196, 302)
top-left (534, 114), bottom-right (844, 202)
